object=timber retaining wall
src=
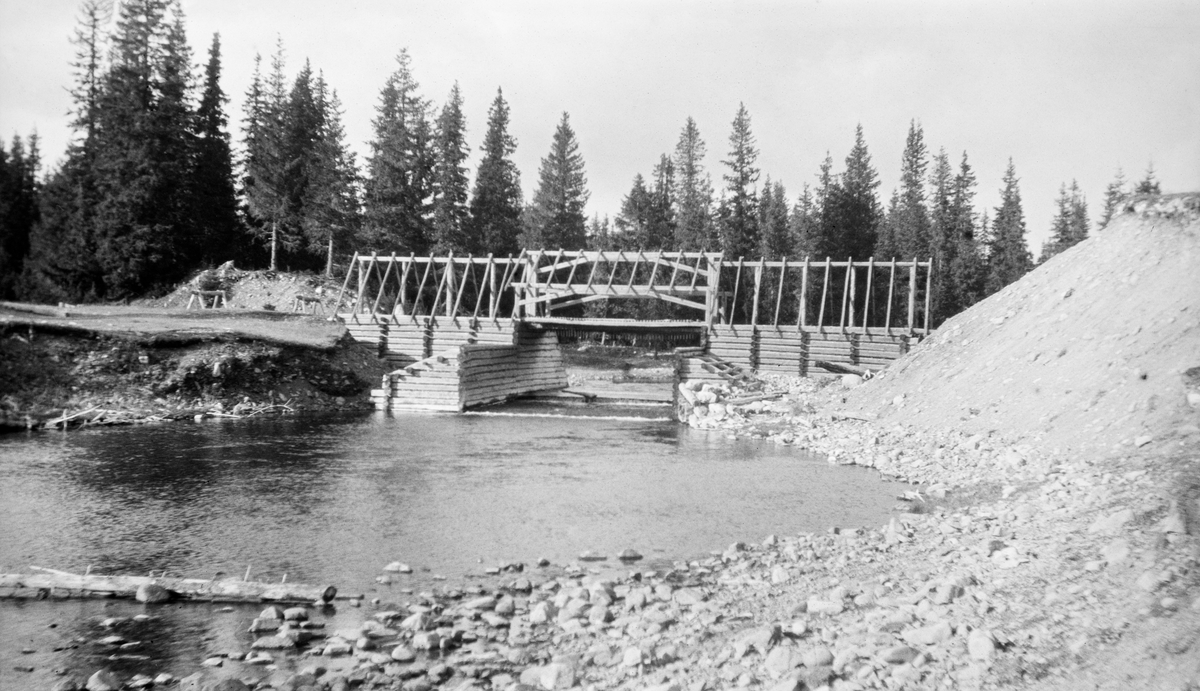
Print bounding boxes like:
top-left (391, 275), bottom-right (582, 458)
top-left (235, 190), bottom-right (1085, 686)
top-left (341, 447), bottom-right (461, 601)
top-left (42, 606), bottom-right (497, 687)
top-left (706, 326), bottom-right (911, 377)
top-left (372, 329), bottom-right (567, 412)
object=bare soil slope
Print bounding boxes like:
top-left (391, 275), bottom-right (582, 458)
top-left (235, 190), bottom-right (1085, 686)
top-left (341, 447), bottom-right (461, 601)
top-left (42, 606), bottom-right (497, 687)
top-left (854, 194), bottom-right (1200, 454)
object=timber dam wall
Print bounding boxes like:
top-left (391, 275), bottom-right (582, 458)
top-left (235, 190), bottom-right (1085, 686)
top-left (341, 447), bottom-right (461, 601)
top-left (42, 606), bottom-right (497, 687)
top-left (345, 315), bottom-right (915, 411)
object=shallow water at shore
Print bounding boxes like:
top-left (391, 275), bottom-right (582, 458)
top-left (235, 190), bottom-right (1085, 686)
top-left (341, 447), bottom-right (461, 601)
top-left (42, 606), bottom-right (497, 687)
top-left (0, 403), bottom-right (906, 685)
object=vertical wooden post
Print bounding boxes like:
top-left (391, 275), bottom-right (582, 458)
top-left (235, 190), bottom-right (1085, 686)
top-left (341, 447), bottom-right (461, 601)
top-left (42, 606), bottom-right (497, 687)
top-left (486, 255), bottom-right (497, 318)
top-left (444, 253), bottom-right (457, 318)
top-left (706, 256), bottom-right (721, 329)
top-left (798, 257), bottom-right (809, 331)
top-left (886, 258), bottom-right (896, 334)
top-left (848, 262), bottom-right (857, 329)
top-left (863, 257), bottom-right (874, 334)
top-left (839, 258), bottom-right (852, 332)
top-left (923, 257), bottom-right (933, 333)
top-left (750, 261), bottom-right (763, 326)
top-left (907, 257), bottom-right (917, 333)
top-left (731, 258), bottom-right (744, 325)
top-left (773, 258), bottom-right (787, 327)
top-left (817, 257), bottom-right (831, 330)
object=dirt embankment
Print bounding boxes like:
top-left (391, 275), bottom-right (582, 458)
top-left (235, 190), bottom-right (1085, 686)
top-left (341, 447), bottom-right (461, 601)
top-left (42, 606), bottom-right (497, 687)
top-left (0, 303), bottom-right (389, 431)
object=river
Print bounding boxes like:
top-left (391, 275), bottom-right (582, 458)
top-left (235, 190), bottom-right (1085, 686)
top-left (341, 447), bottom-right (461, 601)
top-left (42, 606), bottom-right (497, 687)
top-left (0, 402), bottom-right (906, 686)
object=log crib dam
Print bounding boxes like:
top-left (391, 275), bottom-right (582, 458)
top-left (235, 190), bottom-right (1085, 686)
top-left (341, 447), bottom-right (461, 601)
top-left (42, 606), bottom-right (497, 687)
top-left (334, 251), bottom-right (932, 412)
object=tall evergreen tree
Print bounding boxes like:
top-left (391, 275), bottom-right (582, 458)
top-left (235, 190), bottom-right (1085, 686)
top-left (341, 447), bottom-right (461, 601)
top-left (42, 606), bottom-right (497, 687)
top-left (0, 136), bottom-right (41, 298)
top-left (615, 173), bottom-right (652, 248)
top-left (810, 152), bottom-right (840, 259)
top-left (947, 151), bottom-right (985, 312)
top-left (1097, 167), bottom-right (1127, 230)
top-left (894, 121), bottom-right (931, 260)
top-left (716, 103), bottom-right (759, 259)
top-left (430, 83), bottom-right (470, 254)
top-left (240, 45), bottom-right (290, 270)
top-left (827, 124), bottom-right (881, 260)
top-left (301, 78), bottom-right (360, 276)
top-left (671, 117), bottom-right (714, 251)
top-left (647, 154), bottom-right (676, 250)
top-left (926, 148), bottom-right (955, 321)
top-left (18, 2), bottom-right (111, 301)
top-left (466, 88), bottom-right (523, 256)
top-left (986, 159), bottom-right (1032, 294)
top-left (362, 49), bottom-right (434, 254)
top-left (757, 178), bottom-right (790, 260)
top-left (1040, 180), bottom-right (1089, 262)
top-left (192, 33), bottom-right (243, 266)
top-left (90, 0), bottom-right (199, 297)
top-left (788, 183), bottom-right (818, 258)
top-left (525, 112), bottom-right (589, 250)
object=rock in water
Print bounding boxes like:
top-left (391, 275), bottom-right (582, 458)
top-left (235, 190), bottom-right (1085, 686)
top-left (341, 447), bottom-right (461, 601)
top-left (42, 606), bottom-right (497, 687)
top-left (135, 583), bottom-right (171, 604)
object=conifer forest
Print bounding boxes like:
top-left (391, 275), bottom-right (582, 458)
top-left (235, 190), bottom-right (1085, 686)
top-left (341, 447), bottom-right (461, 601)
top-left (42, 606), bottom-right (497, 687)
top-left (0, 0), bottom-right (1164, 327)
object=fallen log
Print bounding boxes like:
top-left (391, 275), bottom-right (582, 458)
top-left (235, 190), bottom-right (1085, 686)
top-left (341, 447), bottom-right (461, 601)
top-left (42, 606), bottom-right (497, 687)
top-left (814, 360), bottom-right (874, 378)
top-left (0, 566), bottom-right (347, 604)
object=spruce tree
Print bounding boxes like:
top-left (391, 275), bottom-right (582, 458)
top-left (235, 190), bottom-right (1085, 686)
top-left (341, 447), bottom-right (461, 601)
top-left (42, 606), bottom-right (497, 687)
top-left (646, 154), bottom-right (676, 250)
top-left (525, 112), bottom-right (589, 250)
top-left (431, 83), bottom-right (470, 254)
top-left (716, 104), bottom-right (760, 259)
top-left (788, 183), bottom-right (818, 258)
top-left (757, 178), bottom-right (790, 260)
top-left (300, 78), bottom-right (361, 276)
top-left (894, 121), bottom-right (931, 260)
top-left (241, 45), bottom-right (290, 270)
top-left (947, 151), bottom-right (985, 313)
top-left (1133, 164), bottom-right (1161, 195)
top-left (1097, 167), bottom-right (1127, 230)
top-left (615, 174), bottom-right (652, 248)
top-left (91, 0), bottom-right (199, 297)
top-left (1040, 181), bottom-right (1089, 262)
top-left (193, 33), bottom-right (243, 266)
top-left (0, 136), bottom-right (41, 298)
top-left (362, 49), bottom-right (434, 254)
top-left (466, 88), bottom-right (523, 256)
top-left (827, 124), bottom-right (881, 260)
top-left (18, 2), bottom-right (110, 301)
top-left (671, 117), bottom-right (714, 251)
top-left (810, 153), bottom-right (839, 259)
top-left (985, 159), bottom-right (1032, 294)
top-left (926, 148), bottom-right (955, 322)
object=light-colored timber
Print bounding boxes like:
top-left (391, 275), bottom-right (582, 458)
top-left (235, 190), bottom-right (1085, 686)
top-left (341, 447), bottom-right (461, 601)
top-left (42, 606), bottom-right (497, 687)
top-left (0, 566), bottom-right (350, 604)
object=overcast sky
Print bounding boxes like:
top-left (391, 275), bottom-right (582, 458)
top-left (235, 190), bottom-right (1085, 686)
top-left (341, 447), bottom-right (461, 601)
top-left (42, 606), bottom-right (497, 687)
top-left (1, 0), bottom-right (1197, 252)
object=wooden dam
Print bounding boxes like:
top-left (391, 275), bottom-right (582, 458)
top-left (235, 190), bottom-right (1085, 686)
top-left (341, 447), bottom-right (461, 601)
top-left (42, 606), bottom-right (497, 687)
top-left (334, 250), bottom-right (932, 412)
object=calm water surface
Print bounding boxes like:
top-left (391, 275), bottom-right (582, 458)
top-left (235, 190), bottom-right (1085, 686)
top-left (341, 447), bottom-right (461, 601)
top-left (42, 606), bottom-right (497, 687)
top-left (0, 403), bottom-right (906, 686)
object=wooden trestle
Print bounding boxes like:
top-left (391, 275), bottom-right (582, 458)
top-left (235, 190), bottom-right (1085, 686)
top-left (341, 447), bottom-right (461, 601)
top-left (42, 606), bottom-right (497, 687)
top-left (336, 251), bottom-right (933, 411)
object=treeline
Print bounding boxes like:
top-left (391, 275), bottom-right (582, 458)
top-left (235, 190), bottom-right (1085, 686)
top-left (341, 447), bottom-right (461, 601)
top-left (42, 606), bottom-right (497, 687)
top-left (0, 0), bottom-right (1166, 327)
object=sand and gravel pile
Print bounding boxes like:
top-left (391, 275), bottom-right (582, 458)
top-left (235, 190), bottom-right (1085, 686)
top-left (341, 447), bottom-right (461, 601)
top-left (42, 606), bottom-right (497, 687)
top-left (853, 193), bottom-right (1200, 454)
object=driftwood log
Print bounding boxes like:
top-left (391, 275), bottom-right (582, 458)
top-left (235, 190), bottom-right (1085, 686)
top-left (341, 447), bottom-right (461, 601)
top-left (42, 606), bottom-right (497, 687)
top-left (0, 566), bottom-right (344, 604)
top-left (814, 360), bottom-right (874, 378)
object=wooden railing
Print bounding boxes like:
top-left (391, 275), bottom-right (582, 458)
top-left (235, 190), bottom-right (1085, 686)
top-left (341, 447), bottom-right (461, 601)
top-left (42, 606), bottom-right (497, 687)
top-left (336, 251), bottom-right (932, 335)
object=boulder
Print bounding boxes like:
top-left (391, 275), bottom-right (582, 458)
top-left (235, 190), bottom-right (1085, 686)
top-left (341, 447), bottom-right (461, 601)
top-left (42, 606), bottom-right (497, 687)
top-left (135, 583), bottom-right (171, 604)
top-left (968, 629), bottom-right (995, 661)
top-left (85, 670), bottom-right (122, 691)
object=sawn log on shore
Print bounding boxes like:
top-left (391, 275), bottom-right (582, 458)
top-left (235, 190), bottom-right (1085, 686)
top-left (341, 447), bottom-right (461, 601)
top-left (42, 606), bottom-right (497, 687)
top-left (0, 566), bottom-right (346, 604)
